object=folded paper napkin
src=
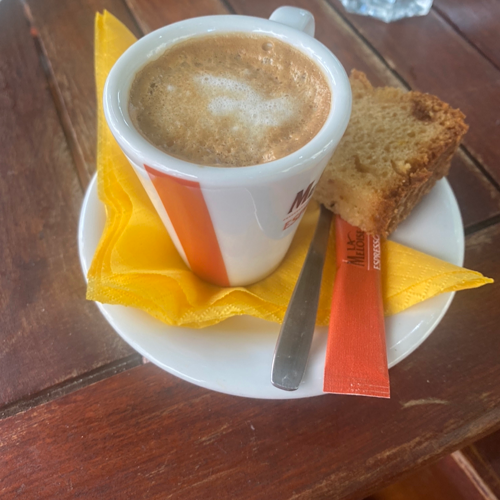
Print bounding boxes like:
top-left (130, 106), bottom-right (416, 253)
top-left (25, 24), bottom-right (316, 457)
top-left (88, 11), bottom-right (492, 329)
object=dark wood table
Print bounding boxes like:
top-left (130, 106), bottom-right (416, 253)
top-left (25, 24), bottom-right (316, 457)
top-left (1, 0), bottom-right (500, 498)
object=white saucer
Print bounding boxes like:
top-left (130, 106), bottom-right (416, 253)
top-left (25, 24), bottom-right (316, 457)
top-left (78, 175), bottom-right (464, 399)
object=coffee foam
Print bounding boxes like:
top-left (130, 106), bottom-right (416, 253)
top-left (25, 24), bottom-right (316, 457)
top-left (198, 75), bottom-right (295, 128)
top-left (129, 34), bottom-right (331, 167)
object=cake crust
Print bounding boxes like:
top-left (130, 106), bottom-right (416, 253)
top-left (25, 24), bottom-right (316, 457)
top-left (313, 70), bottom-right (468, 236)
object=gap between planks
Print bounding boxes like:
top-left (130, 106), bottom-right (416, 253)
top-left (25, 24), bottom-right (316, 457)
top-left (0, 354), bottom-right (143, 420)
top-left (21, 0), bottom-right (90, 192)
top-left (432, 5), bottom-right (500, 74)
top-left (21, 0), bottom-right (500, 206)
top-left (452, 450), bottom-right (500, 500)
top-left (216, 0), bottom-right (236, 15)
top-left (9, 0), bottom-right (500, 420)
top-left (464, 214), bottom-right (500, 237)
top-left (323, 0), bottom-right (500, 196)
top-left (119, 0), bottom-right (146, 39)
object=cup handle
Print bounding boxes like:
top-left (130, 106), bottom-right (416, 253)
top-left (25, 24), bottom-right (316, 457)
top-left (269, 6), bottom-right (315, 37)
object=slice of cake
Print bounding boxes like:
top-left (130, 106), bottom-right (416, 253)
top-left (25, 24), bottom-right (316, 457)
top-left (313, 70), bottom-right (468, 236)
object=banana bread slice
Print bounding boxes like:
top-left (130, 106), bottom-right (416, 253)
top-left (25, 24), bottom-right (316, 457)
top-left (313, 70), bottom-right (468, 236)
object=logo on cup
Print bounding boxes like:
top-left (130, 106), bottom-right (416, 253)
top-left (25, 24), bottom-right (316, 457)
top-left (283, 181), bottom-right (315, 230)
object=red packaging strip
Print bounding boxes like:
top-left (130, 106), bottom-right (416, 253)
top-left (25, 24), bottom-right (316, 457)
top-left (323, 216), bottom-right (390, 398)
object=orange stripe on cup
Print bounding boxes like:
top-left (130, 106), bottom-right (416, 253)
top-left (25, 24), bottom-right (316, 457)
top-left (145, 165), bottom-right (230, 287)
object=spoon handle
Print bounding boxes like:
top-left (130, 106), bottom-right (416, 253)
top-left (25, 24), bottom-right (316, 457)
top-left (271, 205), bottom-right (332, 391)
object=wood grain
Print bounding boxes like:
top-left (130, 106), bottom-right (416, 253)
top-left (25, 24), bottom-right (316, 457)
top-left (434, 0), bottom-right (500, 70)
top-left (0, 0), bottom-right (133, 408)
top-left (24, 0), bottom-right (500, 227)
top-left (0, 221), bottom-right (499, 499)
top-left (462, 430), bottom-right (500, 498)
top-left (366, 452), bottom-right (495, 500)
top-left (224, 0), bottom-right (500, 228)
top-left (328, 0), bottom-right (500, 187)
top-left (227, 0), bottom-right (408, 87)
top-left (10, 0), bottom-right (499, 401)
top-left (24, 0), bottom-right (142, 188)
top-left (124, 0), bottom-right (228, 34)
top-left (446, 153), bottom-right (500, 231)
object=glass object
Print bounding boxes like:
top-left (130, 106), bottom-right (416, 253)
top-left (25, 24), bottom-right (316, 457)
top-left (340, 0), bottom-right (433, 22)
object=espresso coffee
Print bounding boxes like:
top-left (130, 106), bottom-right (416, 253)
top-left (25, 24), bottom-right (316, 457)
top-left (129, 33), bottom-right (331, 167)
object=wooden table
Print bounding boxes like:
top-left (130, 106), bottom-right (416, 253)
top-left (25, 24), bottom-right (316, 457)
top-left (1, 0), bottom-right (499, 498)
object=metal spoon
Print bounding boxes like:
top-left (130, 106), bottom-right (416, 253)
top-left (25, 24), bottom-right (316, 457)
top-left (271, 204), bottom-right (332, 391)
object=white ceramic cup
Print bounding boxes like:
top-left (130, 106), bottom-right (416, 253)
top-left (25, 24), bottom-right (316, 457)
top-left (104, 6), bottom-right (351, 287)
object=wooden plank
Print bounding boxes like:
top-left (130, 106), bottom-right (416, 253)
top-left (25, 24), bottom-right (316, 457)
top-left (0, 0), bottom-right (133, 408)
top-left (366, 452), bottom-right (497, 500)
top-left (1, 221), bottom-right (499, 499)
top-left (26, 0), bottom-right (500, 227)
top-left (328, 0), bottom-right (500, 187)
top-left (24, 0), bottom-right (142, 188)
top-left (226, 0), bottom-right (407, 87)
top-left (124, 0), bottom-right (228, 34)
top-left (447, 154), bottom-right (500, 231)
top-left (23, 0), bottom-right (228, 189)
top-left (462, 430), bottom-right (500, 498)
top-left (434, 0), bottom-right (500, 70)
top-left (224, 0), bottom-right (500, 229)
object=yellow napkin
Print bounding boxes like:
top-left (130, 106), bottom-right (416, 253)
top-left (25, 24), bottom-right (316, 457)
top-left (88, 11), bottom-right (492, 328)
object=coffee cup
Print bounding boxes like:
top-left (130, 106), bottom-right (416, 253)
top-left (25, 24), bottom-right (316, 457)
top-left (104, 6), bottom-right (351, 287)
